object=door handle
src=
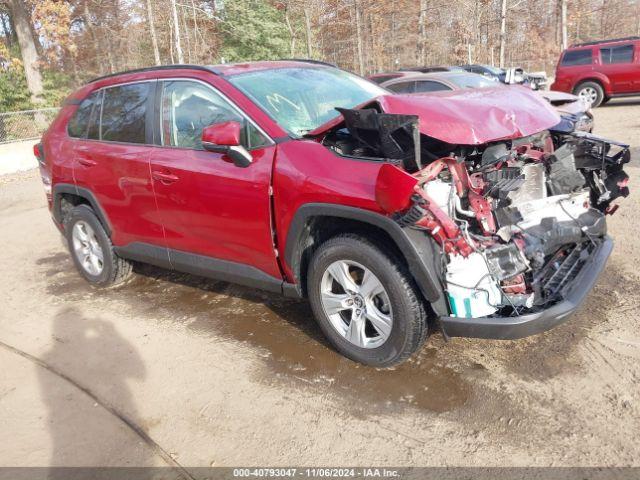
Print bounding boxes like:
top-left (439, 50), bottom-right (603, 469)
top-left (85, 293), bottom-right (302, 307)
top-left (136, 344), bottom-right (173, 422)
top-left (78, 158), bottom-right (97, 167)
top-left (152, 171), bottom-right (179, 184)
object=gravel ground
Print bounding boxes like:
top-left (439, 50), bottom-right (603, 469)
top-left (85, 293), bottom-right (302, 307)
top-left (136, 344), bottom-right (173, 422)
top-left (0, 98), bottom-right (639, 470)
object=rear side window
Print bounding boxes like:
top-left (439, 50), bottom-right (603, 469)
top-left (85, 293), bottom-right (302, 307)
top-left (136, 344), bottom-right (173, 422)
top-left (561, 49), bottom-right (593, 66)
top-left (100, 83), bottom-right (150, 144)
top-left (387, 82), bottom-right (415, 93)
top-left (67, 91), bottom-right (101, 139)
top-left (414, 81), bottom-right (452, 93)
top-left (600, 44), bottom-right (634, 64)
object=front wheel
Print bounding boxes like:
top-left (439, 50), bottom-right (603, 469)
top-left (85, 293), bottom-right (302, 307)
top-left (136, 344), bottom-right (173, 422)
top-left (307, 235), bottom-right (428, 367)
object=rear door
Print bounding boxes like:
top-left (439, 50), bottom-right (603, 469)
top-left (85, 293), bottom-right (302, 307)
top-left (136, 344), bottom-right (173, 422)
top-left (71, 81), bottom-right (166, 249)
top-left (598, 43), bottom-right (636, 93)
top-left (148, 78), bottom-right (282, 280)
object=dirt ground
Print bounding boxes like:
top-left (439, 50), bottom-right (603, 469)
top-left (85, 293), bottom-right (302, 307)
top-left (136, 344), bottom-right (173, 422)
top-left (1, 99), bottom-right (639, 470)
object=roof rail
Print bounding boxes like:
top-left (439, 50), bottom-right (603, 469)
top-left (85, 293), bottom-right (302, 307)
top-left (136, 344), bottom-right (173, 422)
top-left (89, 64), bottom-right (219, 83)
top-left (570, 36), bottom-right (640, 48)
top-left (279, 58), bottom-right (337, 68)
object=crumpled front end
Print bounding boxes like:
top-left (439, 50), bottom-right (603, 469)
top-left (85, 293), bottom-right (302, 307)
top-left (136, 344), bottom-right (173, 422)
top-left (320, 101), bottom-right (630, 339)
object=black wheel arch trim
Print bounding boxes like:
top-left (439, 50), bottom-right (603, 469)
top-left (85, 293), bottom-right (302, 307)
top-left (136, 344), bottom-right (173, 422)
top-left (52, 183), bottom-right (113, 236)
top-left (283, 203), bottom-right (444, 305)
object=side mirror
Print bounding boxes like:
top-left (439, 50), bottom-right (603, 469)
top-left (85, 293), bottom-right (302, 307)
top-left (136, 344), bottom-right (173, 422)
top-left (202, 121), bottom-right (253, 168)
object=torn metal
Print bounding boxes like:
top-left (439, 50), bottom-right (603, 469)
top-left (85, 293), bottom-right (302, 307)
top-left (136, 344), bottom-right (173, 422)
top-left (319, 100), bottom-right (631, 320)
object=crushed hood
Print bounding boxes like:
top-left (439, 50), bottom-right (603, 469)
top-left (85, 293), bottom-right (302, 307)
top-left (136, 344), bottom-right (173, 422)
top-left (309, 86), bottom-right (561, 145)
top-left (377, 87), bottom-right (561, 145)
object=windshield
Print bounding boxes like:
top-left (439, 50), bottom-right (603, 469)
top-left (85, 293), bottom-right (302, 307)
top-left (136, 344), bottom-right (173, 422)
top-left (228, 67), bottom-right (386, 136)
top-left (447, 73), bottom-right (498, 89)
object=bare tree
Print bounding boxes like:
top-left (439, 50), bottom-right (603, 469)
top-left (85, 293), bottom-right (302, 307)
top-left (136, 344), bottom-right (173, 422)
top-left (560, 0), bottom-right (568, 49)
top-left (146, 0), bottom-right (161, 65)
top-left (354, 0), bottom-right (364, 74)
top-left (170, 0), bottom-right (184, 63)
top-left (498, 0), bottom-right (507, 67)
top-left (7, 0), bottom-right (43, 105)
top-left (416, 0), bottom-right (427, 65)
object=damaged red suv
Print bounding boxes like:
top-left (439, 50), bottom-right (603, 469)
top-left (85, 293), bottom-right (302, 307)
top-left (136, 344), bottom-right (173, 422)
top-left (37, 60), bottom-right (631, 367)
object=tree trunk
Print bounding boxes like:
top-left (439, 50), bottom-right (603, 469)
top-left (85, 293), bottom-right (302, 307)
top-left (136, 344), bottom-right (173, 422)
top-left (354, 0), bottom-right (364, 75)
top-left (417, 0), bottom-right (427, 65)
top-left (499, 0), bottom-right (507, 68)
top-left (8, 0), bottom-right (43, 106)
top-left (284, 4), bottom-right (296, 56)
top-left (303, 6), bottom-right (313, 58)
top-left (560, 0), bottom-right (568, 50)
top-left (170, 0), bottom-right (184, 63)
top-left (146, 0), bottom-right (161, 65)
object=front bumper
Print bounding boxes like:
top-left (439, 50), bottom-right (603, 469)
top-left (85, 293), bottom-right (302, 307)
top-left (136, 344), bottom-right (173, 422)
top-left (439, 236), bottom-right (613, 339)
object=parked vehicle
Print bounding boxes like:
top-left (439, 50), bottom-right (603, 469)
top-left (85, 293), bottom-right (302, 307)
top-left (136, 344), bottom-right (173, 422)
top-left (367, 72), bottom-right (410, 84)
top-left (399, 66), bottom-right (465, 74)
top-left (459, 64), bottom-right (506, 82)
top-left (380, 71), bottom-right (592, 132)
top-left (551, 36), bottom-right (640, 107)
top-left (367, 67), bottom-right (464, 84)
top-left (37, 61), bottom-right (630, 367)
top-left (460, 64), bottom-right (548, 90)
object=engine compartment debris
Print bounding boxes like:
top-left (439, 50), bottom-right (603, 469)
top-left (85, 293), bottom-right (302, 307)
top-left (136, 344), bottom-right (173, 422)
top-left (322, 105), bottom-right (631, 319)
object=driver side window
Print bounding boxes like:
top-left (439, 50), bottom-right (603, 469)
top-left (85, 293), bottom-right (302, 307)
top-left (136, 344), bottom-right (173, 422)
top-left (160, 80), bottom-right (269, 150)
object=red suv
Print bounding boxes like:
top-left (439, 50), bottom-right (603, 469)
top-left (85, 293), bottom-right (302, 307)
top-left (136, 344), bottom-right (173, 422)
top-left (37, 61), bottom-right (630, 366)
top-left (551, 36), bottom-right (640, 107)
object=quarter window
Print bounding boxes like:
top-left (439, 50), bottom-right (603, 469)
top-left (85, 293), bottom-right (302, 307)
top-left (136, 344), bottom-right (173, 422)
top-left (600, 44), bottom-right (634, 64)
top-left (100, 83), bottom-right (150, 144)
top-left (414, 81), bottom-right (452, 93)
top-left (560, 49), bottom-right (593, 66)
top-left (160, 80), bottom-right (269, 150)
top-left (68, 91), bottom-right (101, 139)
top-left (386, 82), bottom-right (415, 94)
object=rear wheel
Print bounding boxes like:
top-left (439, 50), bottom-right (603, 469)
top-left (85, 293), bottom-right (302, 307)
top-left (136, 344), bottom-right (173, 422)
top-left (64, 205), bottom-right (132, 287)
top-left (574, 81), bottom-right (604, 108)
top-left (307, 235), bottom-right (428, 367)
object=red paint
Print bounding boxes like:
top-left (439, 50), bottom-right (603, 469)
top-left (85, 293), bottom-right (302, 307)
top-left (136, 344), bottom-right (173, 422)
top-left (376, 88), bottom-right (560, 144)
top-left (309, 87), bottom-right (560, 145)
top-left (202, 121), bottom-right (242, 146)
top-left (413, 186), bottom-right (473, 257)
top-left (375, 163), bottom-right (418, 213)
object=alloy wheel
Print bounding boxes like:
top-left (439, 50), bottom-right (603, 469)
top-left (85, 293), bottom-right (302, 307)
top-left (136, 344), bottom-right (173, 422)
top-left (72, 220), bottom-right (104, 276)
top-left (319, 260), bottom-right (393, 349)
top-left (578, 86), bottom-right (598, 106)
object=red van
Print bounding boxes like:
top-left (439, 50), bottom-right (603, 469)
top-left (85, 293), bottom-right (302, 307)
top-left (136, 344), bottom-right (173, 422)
top-left (551, 36), bottom-right (640, 107)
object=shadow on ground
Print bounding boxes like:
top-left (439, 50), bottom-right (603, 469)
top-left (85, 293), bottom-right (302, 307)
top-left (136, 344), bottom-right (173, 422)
top-left (37, 306), bottom-right (153, 469)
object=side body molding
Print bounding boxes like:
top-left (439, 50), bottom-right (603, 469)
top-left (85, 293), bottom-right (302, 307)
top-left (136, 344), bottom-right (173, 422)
top-left (283, 203), bottom-right (445, 306)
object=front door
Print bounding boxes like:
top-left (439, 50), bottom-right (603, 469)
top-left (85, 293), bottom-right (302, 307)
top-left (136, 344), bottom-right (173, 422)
top-left (148, 79), bottom-right (282, 280)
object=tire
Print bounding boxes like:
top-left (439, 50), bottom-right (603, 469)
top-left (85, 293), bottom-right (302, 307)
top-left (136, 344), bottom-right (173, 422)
top-left (307, 234), bottom-right (428, 367)
top-left (64, 204), bottom-right (132, 287)
top-left (574, 81), bottom-right (604, 108)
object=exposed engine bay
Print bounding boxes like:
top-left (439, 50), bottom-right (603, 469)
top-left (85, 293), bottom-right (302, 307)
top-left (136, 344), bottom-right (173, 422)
top-left (321, 107), bottom-right (630, 319)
